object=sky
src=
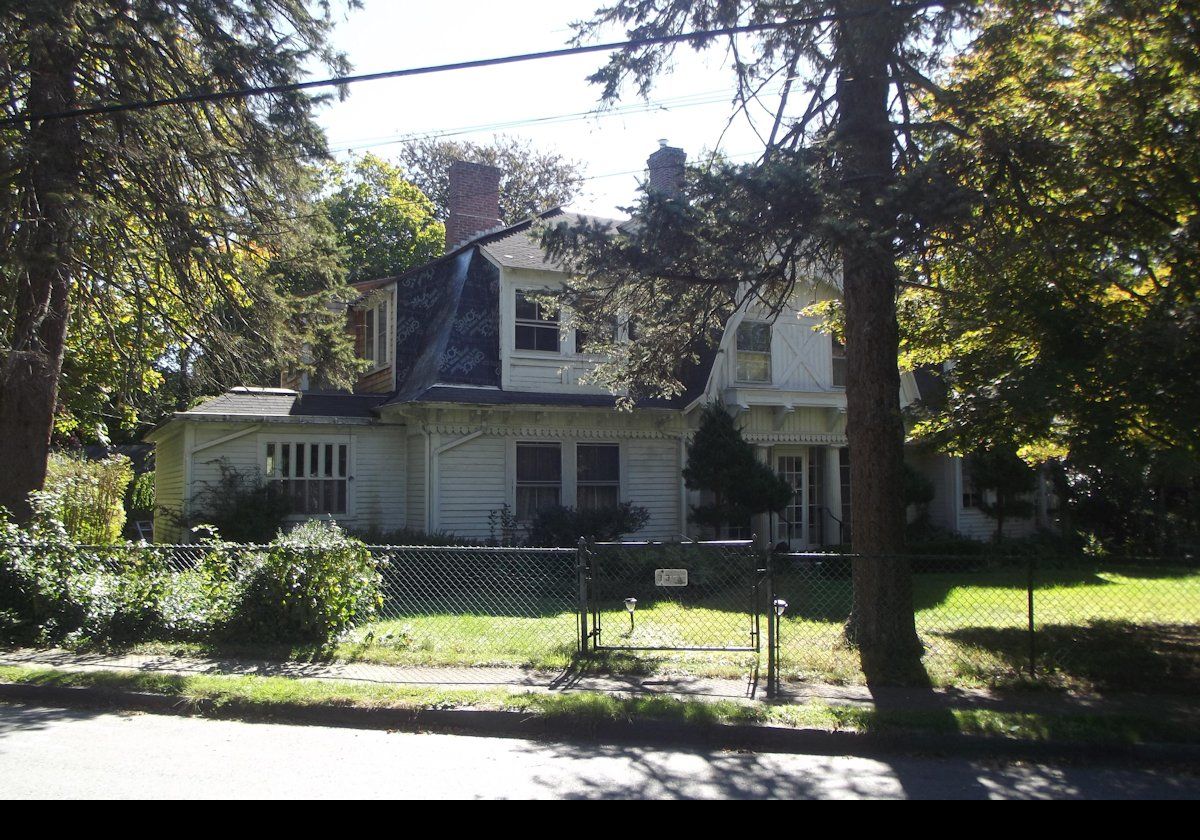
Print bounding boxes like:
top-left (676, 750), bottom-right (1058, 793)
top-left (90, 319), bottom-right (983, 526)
top-left (316, 0), bottom-right (783, 218)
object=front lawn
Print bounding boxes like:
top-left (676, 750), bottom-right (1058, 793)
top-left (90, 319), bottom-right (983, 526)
top-left (320, 560), bottom-right (1200, 692)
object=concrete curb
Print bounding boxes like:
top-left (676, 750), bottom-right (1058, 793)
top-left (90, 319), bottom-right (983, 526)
top-left (3, 681), bottom-right (1199, 767)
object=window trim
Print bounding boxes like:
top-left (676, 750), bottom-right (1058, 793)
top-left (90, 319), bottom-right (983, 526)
top-left (735, 320), bottom-right (773, 384)
top-left (514, 441), bottom-right (563, 521)
top-left (259, 434), bottom-right (354, 519)
top-left (509, 439), bottom-right (627, 520)
top-left (961, 459), bottom-right (984, 509)
top-left (362, 294), bottom-right (392, 373)
top-left (831, 338), bottom-right (847, 389)
top-left (576, 442), bottom-right (621, 511)
top-left (514, 289), bottom-right (561, 354)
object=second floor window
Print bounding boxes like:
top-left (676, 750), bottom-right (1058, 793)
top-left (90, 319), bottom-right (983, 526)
top-left (832, 338), bottom-right (847, 388)
top-left (363, 298), bottom-right (389, 369)
top-left (736, 321), bottom-right (772, 383)
top-left (515, 291), bottom-right (559, 352)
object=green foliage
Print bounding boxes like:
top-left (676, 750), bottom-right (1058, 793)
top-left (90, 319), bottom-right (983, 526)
top-left (127, 471), bottom-right (155, 515)
top-left (0, 2), bottom-right (362, 447)
top-left (903, 0), bottom-right (1200, 551)
top-left (527, 503), bottom-right (651, 548)
top-left (322, 154), bottom-right (445, 284)
top-left (398, 135), bottom-right (584, 225)
top-left (32, 453), bottom-right (134, 545)
top-left (0, 514), bottom-right (89, 644)
top-left (683, 403), bottom-right (793, 534)
top-left (188, 460), bottom-right (292, 544)
top-left (219, 520), bottom-right (381, 644)
top-left (903, 461), bottom-right (936, 509)
top-left (968, 448), bottom-right (1037, 542)
top-left (488, 504), bottom-right (522, 547)
top-left (0, 514), bottom-right (380, 648)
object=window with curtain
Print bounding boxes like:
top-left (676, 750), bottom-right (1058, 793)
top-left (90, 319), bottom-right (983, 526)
top-left (577, 443), bottom-right (620, 509)
top-left (515, 442), bottom-right (561, 520)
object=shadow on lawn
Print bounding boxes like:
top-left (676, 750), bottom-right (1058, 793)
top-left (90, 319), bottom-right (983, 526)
top-left (940, 621), bottom-right (1200, 694)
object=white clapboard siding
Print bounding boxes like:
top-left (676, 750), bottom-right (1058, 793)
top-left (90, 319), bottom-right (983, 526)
top-left (183, 422), bottom-right (406, 537)
top-left (351, 425), bottom-right (407, 531)
top-left (406, 432), bottom-right (426, 533)
top-left (436, 434), bottom-right (507, 540)
top-left (626, 438), bottom-right (681, 541)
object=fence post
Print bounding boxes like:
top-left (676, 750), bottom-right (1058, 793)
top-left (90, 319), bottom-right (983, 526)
top-left (765, 547), bottom-right (777, 698)
top-left (1027, 555), bottom-right (1036, 678)
top-left (577, 537), bottom-right (590, 655)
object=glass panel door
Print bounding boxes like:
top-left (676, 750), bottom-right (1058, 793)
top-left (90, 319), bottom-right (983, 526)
top-left (776, 454), bottom-right (807, 549)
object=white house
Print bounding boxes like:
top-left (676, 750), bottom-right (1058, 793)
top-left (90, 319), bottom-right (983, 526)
top-left (147, 145), bottom-right (1039, 546)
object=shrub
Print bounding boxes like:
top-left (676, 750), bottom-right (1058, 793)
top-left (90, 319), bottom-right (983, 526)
top-left (74, 547), bottom-right (172, 646)
top-left (188, 460), bottom-right (292, 543)
top-left (219, 520), bottom-right (381, 644)
top-left (684, 403), bottom-right (792, 535)
top-left (527, 503), bottom-right (651, 548)
top-left (31, 452), bottom-right (133, 545)
top-left (0, 515), bottom-right (94, 644)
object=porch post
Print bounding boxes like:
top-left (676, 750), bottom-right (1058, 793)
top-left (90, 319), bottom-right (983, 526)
top-left (824, 447), bottom-right (843, 546)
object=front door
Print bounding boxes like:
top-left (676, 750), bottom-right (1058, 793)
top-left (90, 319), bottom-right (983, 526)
top-left (776, 453), bottom-right (807, 550)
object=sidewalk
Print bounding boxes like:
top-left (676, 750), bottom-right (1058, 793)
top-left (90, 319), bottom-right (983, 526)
top-left (3, 647), bottom-right (1196, 723)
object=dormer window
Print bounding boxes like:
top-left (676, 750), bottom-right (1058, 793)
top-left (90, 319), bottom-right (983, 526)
top-left (832, 338), bottom-right (847, 389)
top-left (362, 296), bottom-right (390, 370)
top-left (515, 290), bottom-right (559, 352)
top-left (736, 321), bottom-right (772, 383)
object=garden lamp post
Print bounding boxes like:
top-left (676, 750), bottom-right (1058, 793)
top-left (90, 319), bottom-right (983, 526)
top-left (624, 597), bottom-right (637, 633)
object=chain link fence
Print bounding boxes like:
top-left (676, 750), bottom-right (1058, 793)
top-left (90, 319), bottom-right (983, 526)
top-left (4, 541), bottom-right (1196, 692)
top-left (769, 552), bottom-right (1200, 692)
top-left (358, 545), bottom-right (578, 668)
top-left (584, 540), bottom-right (763, 652)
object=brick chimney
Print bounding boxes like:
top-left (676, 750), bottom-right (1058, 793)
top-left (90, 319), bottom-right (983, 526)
top-left (446, 160), bottom-right (502, 250)
top-left (646, 140), bottom-right (686, 198)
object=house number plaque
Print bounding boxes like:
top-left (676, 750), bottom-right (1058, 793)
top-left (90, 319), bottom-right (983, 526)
top-left (654, 569), bottom-right (688, 587)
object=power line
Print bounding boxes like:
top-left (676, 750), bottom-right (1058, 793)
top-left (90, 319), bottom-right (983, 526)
top-left (1, 10), bottom-right (879, 127)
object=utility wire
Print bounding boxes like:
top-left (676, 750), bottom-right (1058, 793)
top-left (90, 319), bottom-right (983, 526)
top-left (0, 4), bottom-right (950, 127)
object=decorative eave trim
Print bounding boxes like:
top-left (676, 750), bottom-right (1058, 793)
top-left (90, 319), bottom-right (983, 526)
top-left (744, 432), bottom-right (848, 445)
top-left (424, 423), bottom-right (676, 440)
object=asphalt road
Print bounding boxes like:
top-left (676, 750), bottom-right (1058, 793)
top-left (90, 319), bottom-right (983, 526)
top-left (1, 703), bottom-right (1197, 799)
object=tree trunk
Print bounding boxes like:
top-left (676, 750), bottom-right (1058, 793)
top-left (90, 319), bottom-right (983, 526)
top-left (835, 0), bottom-right (921, 671)
top-left (0, 2), bottom-right (81, 521)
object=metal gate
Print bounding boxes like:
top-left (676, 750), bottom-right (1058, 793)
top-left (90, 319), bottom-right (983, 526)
top-left (580, 540), bottom-right (766, 652)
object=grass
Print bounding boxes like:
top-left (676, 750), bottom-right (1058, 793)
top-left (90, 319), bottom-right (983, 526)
top-left (2, 664), bottom-right (1196, 747)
